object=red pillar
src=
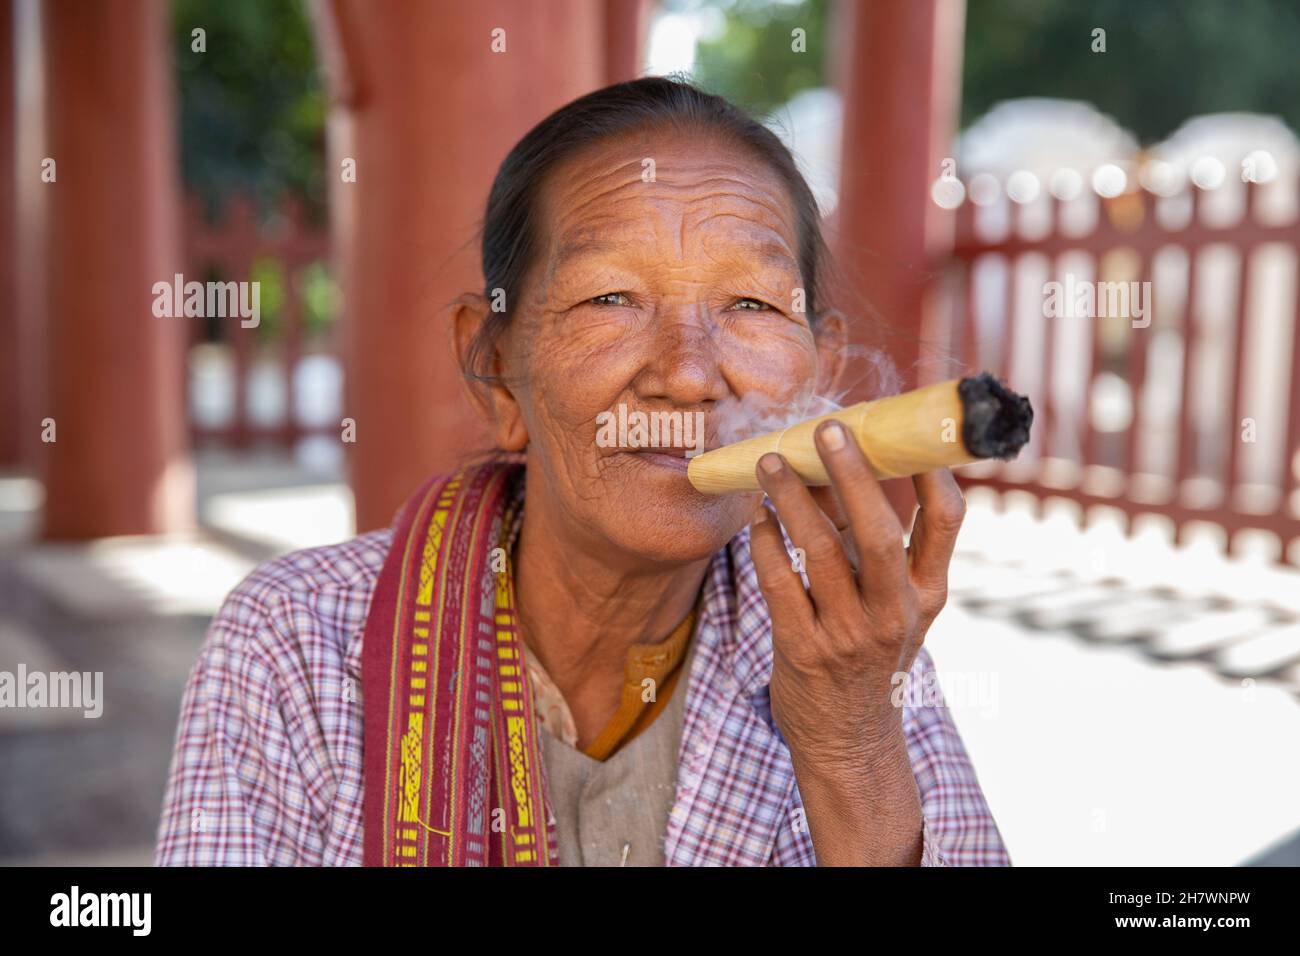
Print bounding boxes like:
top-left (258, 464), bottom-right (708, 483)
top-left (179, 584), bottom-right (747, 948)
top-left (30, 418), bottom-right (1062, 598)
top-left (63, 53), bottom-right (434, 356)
top-left (603, 0), bottom-right (651, 84)
top-left (0, 1), bottom-right (17, 466)
top-left (19, 0), bottom-right (192, 538)
top-left (832, 0), bottom-right (965, 519)
top-left (313, 0), bottom-right (639, 531)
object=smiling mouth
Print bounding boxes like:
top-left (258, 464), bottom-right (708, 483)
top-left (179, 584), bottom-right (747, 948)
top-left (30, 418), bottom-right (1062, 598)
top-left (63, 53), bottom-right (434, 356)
top-left (619, 448), bottom-right (699, 472)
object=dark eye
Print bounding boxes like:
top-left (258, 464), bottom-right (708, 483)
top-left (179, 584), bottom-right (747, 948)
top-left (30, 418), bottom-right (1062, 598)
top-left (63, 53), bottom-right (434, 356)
top-left (590, 292), bottom-right (632, 307)
top-left (728, 297), bottom-right (773, 312)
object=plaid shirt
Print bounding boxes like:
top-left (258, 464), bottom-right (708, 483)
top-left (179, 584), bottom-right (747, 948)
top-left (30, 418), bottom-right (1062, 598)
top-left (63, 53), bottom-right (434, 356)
top-left (155, 518), bottom-right (1011, 866)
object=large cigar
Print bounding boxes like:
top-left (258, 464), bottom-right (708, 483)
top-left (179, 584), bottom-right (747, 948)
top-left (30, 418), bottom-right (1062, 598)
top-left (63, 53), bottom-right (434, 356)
top-left (686, 372), bottom-right (1033, 494)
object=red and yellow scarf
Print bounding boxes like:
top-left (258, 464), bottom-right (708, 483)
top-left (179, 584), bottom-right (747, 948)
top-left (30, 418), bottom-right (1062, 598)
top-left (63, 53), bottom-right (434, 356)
top-left (362, 462), bottom-right (558, 866)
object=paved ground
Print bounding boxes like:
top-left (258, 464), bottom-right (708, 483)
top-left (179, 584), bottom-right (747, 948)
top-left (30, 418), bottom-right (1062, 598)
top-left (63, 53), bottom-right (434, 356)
top-left (0, 453), bottom-right (336, 866)
top-left (0, 458), bottom-right (1296, 866)
top-left (929, 487), bottom-right (1300, 866)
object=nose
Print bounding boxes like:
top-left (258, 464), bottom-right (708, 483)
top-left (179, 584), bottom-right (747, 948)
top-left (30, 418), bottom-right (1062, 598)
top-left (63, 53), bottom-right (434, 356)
top-left (632, 305), bottom-right (729, 408)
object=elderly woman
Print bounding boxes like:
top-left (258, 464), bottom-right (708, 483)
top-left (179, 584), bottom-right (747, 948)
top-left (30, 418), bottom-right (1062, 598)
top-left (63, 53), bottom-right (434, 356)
top-left (156, 76), bottom-right (1009, 867)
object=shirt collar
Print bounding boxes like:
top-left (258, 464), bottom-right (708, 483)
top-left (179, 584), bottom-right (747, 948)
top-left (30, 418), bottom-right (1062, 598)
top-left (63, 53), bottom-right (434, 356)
top-left (703, 519), bottom-right (780, 702)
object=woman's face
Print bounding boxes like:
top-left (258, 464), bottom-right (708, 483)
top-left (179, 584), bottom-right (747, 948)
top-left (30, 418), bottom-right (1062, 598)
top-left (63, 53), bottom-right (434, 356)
top-left (484, 127), bottom-right (838, 565)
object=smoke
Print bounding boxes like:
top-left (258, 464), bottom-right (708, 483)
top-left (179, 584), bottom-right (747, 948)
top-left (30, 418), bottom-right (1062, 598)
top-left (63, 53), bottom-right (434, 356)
top-left (709, 345), bottom-right (903, 446)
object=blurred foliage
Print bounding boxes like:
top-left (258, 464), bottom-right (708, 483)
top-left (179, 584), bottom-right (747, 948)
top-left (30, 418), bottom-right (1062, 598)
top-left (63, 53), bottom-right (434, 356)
top-left (174, 0), bottom-right (333, 345)
top-left (687, 0), bottom-right (831, 115)
top-left (300, 261), bottom-right (341, 339)
top-left (243, 259), bottom-right (338, 344)
top-left (687, 0), bottom-right (1300, 141)
top-left (963, 0), bottom-right (1300, 142)
top-left (249, 257), bottom-right (284, 344)
top-left (173, 0), bottom-right (325, 221)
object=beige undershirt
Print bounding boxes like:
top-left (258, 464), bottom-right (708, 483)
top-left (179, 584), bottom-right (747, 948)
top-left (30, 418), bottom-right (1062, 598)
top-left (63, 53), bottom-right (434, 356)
top-left (526, 630), bottom-right (699, 866)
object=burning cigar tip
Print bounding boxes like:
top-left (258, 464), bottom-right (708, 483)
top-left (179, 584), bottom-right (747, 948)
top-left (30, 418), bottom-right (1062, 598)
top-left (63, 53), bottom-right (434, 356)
top-left (957, 372), bottom-right (1034, 460)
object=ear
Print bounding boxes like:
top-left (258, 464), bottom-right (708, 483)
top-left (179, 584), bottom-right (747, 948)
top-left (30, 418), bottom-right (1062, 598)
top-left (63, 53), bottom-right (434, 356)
top-left (812, 308), bottom-right (847, 397)
top-left (450, 293), bottom-right (530, 452)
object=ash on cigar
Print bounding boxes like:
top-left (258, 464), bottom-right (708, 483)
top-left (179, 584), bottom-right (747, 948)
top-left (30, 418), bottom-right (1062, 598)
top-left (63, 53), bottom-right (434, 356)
top-left (958, 372), bottom-right (1034, 460)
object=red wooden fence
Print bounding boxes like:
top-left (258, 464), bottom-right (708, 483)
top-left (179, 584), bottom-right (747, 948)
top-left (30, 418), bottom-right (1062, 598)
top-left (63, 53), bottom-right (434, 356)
top-left (934, 170), bottom-right (1300, 565)
top-left (182, 193), bottom-right (333, 450)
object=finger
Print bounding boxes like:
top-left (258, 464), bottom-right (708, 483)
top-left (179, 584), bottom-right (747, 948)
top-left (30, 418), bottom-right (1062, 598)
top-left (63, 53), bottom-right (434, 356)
top-left (747, 501), bottom-right (814, 628)
top-left (813, 420), bottom-right (910, 604)
top-left (809, 485), bottom-right (859, 570)
top-left (907, 469), bottom-right (966, 593)
top-left (809, 484), bottom-right (848, 529)
top-left (755, 452), bottom-right (858, 614)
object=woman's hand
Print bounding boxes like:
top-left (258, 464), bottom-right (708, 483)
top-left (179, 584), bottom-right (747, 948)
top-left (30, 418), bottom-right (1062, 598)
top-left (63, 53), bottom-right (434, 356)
top-left (747, 418), bottom-right (967, 864)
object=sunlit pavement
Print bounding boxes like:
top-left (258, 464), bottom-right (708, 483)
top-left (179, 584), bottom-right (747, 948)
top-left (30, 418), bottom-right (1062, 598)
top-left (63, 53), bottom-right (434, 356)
top-left (1, 460), bottom-right (1297, 865)
top-left (928, 487), bottom-right (1300, 866)
top-left (0, 453), bottom-right (349, 866)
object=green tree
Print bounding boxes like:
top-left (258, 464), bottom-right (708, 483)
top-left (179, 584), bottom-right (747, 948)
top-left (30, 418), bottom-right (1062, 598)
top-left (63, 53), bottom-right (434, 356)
top-left (173, 0), bottom-right (326, 219)
top-left (688, 0), bottom-right (831, 116)
top-left (962, 0), bottom-right (1300, 142)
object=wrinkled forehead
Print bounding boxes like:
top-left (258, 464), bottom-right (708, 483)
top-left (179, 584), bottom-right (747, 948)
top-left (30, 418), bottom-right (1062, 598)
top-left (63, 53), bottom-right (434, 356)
top-left (534, 127), bottom-right (801, 277)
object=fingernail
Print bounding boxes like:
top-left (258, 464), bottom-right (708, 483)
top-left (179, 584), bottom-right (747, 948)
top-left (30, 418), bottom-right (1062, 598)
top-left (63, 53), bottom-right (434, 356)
top-left (821, 421), bottom-right (846, 451)
top-left (753, 506), bottom-right (769, 524)
top-left (760, 453), bottom-right (783, 474)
